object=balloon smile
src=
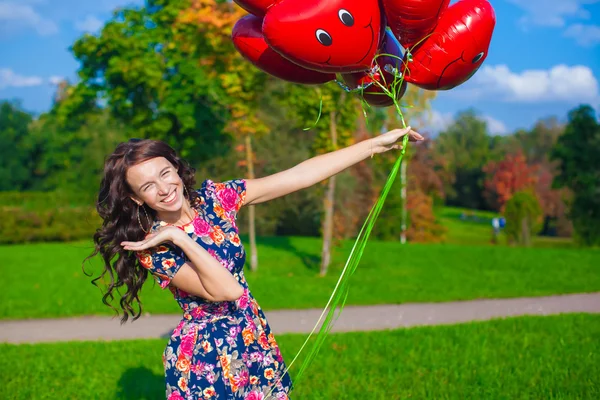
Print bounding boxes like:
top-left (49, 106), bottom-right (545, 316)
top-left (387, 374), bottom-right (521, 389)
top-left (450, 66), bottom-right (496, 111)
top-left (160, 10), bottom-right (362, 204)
top-left (437, 51), bottom-right (463, 88)
top-left (356, 18), bottom-right (375, 65)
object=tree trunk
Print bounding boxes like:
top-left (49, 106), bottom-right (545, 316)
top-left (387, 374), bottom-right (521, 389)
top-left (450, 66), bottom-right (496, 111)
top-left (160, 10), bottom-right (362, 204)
top-left (400, 160), bottom-right (407, 244)
top-left (320, 110), bottom-right (338, 276)
top-left (521, 216), bottom-right (531, 247)
top-left (245, 134), bottom-right (258, 271)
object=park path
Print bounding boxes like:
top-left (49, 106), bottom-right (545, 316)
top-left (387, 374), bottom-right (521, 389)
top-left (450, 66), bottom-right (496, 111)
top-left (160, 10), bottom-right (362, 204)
top-left (1, 292), bottom-right (599, 344)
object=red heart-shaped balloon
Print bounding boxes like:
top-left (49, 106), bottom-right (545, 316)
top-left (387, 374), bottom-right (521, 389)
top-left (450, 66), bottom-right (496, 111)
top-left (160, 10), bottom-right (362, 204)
top-left (263, 0), bottom-right (384, 73)
top-left (342, 29), bottom-right (407, 107)
top-left (402, 0), bottom-right (496, 90)
top-left (232, 15), bottom-right (336, 85)
top-left (382, 0), bottom-right (450, 49)
top-left (233, 0), bottom-right (279, 17)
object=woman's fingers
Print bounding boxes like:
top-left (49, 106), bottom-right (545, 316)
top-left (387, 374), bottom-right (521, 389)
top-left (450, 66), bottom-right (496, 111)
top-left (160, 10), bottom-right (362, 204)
top-left (408, 129), bottom-right (424, 142)
top-left (390, 127), bottom-right (424, 143)
top-left (121, 241), bottom-right (144, 251)
top-left (122, 238), bottom-right (153, 251)
top-left (121, 232), bottom-right (160, 250)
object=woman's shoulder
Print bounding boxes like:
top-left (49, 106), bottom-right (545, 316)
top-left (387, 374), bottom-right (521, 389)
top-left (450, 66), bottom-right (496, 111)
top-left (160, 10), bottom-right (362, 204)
top-left (195, 179), bottom-right (246, 199)
top-left (192, 179), bottom-right (212, 208)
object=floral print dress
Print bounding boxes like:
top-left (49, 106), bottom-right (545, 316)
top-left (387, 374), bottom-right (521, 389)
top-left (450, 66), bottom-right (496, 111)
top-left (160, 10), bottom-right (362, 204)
top-left (137, 179), bottom-right (293, 400)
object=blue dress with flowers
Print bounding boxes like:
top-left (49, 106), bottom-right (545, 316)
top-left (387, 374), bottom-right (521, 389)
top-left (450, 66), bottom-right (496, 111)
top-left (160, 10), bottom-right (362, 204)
top-left (136, 179), bottom-right (292, 400)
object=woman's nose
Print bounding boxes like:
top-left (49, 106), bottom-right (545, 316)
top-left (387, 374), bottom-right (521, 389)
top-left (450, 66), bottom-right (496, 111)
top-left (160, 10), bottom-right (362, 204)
top-left (157, 181), bottom-right (169, 194)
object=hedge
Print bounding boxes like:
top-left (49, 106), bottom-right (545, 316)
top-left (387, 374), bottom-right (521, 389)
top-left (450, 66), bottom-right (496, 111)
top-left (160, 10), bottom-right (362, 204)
top-left (0, 192), bottom-right (99, 244)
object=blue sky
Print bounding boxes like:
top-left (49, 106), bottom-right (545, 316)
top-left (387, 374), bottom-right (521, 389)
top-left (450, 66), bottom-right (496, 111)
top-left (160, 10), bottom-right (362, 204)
top-left (1, 0), bottom-right (599, 136)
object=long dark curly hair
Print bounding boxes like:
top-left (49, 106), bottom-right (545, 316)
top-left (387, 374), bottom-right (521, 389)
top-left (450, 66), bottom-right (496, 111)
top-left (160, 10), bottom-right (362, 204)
top-left (84, 139), bottom-right (199, 323)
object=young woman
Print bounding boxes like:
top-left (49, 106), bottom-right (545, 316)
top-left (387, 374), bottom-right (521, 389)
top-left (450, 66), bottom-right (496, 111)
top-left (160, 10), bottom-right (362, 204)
top-left (90, 126), bottom-right (423, 399)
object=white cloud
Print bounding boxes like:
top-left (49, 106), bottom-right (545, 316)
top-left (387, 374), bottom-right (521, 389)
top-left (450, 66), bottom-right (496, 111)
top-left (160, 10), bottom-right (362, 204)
top-left (0, 1), bottom-right (58, 36)
top-left (482, 115), bottom-right (509, 135)
top-left (424, 110), bottom-right (455, 135)
top-left (49, 76), bottom-right (64, 85)
top-left (507, 0), bottom-right (598, 27)
top-left (563, 24), bottom-right (600, 46)
top-left (75, 15), bottom-right (103, 32)
top-left (455, 64), bottom-right (599, 103)
top-left (0, 68), bottom-right (43, 89)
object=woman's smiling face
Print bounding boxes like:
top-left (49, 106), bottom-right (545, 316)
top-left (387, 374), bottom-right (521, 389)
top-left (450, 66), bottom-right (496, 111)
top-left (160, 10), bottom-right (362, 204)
top-left (126, 156), bottom-right (185, 214)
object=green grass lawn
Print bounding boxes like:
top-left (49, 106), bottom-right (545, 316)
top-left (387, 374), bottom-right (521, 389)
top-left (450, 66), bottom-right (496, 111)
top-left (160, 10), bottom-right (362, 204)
top-left (1, 314), bottom-right (598, 399)
top-left (2, 236), bottom-right (599, 320)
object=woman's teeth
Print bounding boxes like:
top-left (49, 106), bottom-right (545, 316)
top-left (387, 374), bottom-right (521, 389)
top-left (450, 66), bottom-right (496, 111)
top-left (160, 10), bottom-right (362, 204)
top-left (163, 191), bottom-right (177, 203)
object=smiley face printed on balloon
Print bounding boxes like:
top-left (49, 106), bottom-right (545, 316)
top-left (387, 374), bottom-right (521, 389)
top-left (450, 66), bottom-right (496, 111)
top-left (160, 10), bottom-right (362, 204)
top-left (262, 0), bottom-right (384, 74)
top-left (402, 0), bottom-right (496, 90)
top-left (232, 14), bottom-right (335, 85)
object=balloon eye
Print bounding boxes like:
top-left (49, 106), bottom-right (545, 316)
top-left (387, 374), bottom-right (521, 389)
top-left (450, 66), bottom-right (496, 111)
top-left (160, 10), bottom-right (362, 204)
top-left (338, 9), bottom-right (354, 26)
top-left (316, 29), bottom-right (332, 46)
top-left (472, 52), bottom-right (484, 63)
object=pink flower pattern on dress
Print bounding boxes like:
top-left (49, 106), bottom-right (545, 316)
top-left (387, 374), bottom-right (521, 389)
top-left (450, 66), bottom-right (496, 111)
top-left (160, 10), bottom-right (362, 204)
top-left (136, 180), bottom-right (292, 399)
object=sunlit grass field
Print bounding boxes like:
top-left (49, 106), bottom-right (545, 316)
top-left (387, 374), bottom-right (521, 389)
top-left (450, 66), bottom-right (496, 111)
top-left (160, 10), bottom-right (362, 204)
top-left (2, 234), bottom-right (598, 320)
top-left (1, 314), bottom-right (598, 399)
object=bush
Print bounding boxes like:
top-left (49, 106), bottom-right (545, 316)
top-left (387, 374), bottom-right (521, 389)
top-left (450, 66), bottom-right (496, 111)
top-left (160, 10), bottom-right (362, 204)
top-left (0, 192), bottom-right (99, 244)
top-left (504, 190), bottom-right (543, 246)
top-left (406, 190), bottom-right (447, 243)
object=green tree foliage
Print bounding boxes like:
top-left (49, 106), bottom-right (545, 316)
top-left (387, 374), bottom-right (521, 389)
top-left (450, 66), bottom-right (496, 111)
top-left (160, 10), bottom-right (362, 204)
top-left (504, 189), bottom-right (543, 246)
top-left (31, 109), bottom-right (129, 193)
top-left (66, 0), bottom-right (233, 164)
top-left (434, 109), bottom-right (494, 210)
top-left (512, 117), bottom-right (564, 165)
top-left (551, 104), bottom-right (600, 246)
top-left (0, 101), bottom-right (40, 191)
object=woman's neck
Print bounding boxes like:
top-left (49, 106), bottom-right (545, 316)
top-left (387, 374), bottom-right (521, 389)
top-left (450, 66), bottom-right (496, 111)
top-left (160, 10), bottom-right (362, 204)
top-left (156, 201), bottom-right (195, 226)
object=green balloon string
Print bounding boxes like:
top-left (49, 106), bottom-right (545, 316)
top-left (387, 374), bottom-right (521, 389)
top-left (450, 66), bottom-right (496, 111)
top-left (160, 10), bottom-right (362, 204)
top-left (268, 42), bottom-right (416, 397)
top-left (303, 94), bottom-right (323, 131)
top-left (269, 111), bottom-right (409, 399)
top-left (267, 134), bottom-right (409, 398)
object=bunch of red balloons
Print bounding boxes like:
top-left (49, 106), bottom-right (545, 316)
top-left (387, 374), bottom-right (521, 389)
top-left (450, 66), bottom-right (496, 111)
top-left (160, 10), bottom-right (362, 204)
top-left (231, 0), bottom-right (496, 107)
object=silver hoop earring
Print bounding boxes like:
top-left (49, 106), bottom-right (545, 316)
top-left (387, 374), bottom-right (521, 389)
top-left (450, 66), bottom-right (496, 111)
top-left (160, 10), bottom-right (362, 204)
top-left (137, 204), bottom-right (150, 233)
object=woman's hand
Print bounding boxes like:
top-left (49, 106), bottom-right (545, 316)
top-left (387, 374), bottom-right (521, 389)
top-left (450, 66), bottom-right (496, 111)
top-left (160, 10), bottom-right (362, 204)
top-left (371, 126), bottom-right (424, 155)
top-left (121, 226), bottom-right (186, 251)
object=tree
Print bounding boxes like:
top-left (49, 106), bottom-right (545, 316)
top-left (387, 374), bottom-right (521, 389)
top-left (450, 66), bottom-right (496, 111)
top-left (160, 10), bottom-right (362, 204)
top-left (406, 190), bottom-right (447, 243)
top-left (31, 109), bottom-right (129, 194)
top-left (514, 117), bottom-right (564, 165)
top-left (432, 109), bottom-right (493, 210)
top-left (482, 151), bottom-right (537, 212)
top-left (488, 116), bottom-right (571, 237)
top-left (504, 189), bottom-right (543, 246)
top-left (511, 118), bottom-right (571, 237)
top-left (67, 0), bottom-right (233, 166)
top-left (534, 163), bottom-right (572, 237)
top-left (407, 141), bottom-right (445, 202)
top-left (551, 104), bottom-right (600, 246)
top-left (0, 101), bottom-right (38, 191)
